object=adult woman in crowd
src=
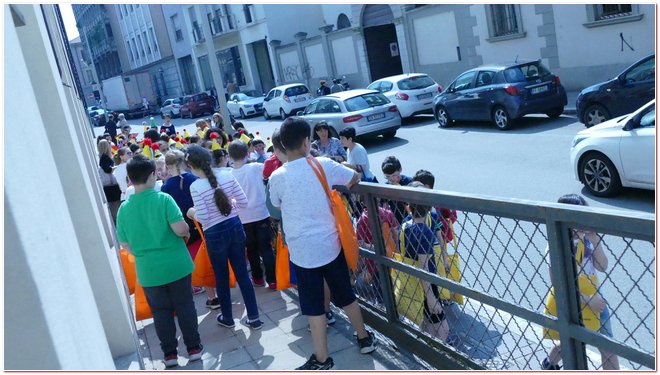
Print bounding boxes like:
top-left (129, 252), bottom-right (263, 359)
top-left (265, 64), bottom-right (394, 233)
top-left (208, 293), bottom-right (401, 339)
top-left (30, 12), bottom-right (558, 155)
top-left (311, 121), bottom-right (347, 162)
top-left (97, 139), bottom-right (121, 223)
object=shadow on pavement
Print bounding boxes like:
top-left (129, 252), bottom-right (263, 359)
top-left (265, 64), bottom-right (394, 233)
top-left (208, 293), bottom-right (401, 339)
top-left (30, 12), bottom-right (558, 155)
top-left (581, 187), bottom-right (656, 214)
top-left (438, 115), bottom-right (578, 135)
top-left (360, 136), bottom-right (410, 153)
top-left (445, 303), bottom-right (502, 360)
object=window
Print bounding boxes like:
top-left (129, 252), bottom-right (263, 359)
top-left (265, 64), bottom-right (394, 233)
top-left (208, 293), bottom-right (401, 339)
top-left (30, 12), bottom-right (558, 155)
top-left (639, 107), bottom-right (655, 128)
top-left (504, 62), bottom-right (550, 83)
top-left (126, 41), bottom-right (134, 61)
top-left (137, 34), bottom-right (145, 57)
top-left (623, 57), bottom-right (655, 83)
top-left (381, 82), bottom-right (393, 92)
top-left (117, 5), bottom-right (123, 19)
top-left (216, 46), bottom-right (246, 86)
top-left (303, 101), bottom-right (318, 114)
top-left (284, 85), bottom-right (309, 96)
top-left (171, 15), bottom-right (183, 42)
top-left (150, 28), bottom-right (158, 52)
top-left (475, 71), bottom-right (497, 87)
top-left (243, 5), bottom-right (253, 24)
top-left (315, 99), bottom-right (341, 114)
top-left (398, 75), bottom-right (435, 90)
top-left (105, 23), bottom-right (113, 38)
top-left (344, 93), bottom-right (389, 112)
top-left (452, 71), bottom-right (477, 91)
top-left (189, 7), bottom-right (204, 43)
top-left (584, 5), bottom-right (642, 27)
top-left (366, 82), bottom-right (381, 91)
top-left (486, 5), bottom-right (525, 42)
top-left (143, 31), bottom-right (151, 54)
top-left (337, 13), bottom-right (351, 29)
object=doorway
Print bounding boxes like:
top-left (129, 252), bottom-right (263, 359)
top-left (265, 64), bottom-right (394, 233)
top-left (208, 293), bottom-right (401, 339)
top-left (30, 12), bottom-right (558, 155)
top-left (251, 40), bottom-right (275, 94)
top-left (362, 4), bottom-right (403, 81)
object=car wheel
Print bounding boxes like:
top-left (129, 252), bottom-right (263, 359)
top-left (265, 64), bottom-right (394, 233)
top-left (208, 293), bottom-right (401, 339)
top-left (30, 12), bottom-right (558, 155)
top-left (584, 104), bottom-right (609, 128)
top-left (435, 106), bottom-right (452, 128)
top-left (263, 109), bottom-right (270, 120)
top-left (239, 108), bottom-right (246, 119)
top-left (546, 107), bottom-right (563, 118)
top-left (161, 112), bottom-right (165, 119)
top-left (170, 111), bottom-right (175, 118)
top-left (280, 108), bottom-right (287, 120)
top-left (382, 130), bottom-right (397, 139)
top-left (578, 152), bottom-right (622, 197)
top-left (492, 106), bottom-right (512, 130)
top-left (189, 110), bottom-right (194, 119)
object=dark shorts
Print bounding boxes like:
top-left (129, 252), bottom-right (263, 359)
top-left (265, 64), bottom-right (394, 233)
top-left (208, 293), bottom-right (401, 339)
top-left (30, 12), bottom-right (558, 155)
top-left (293, 250), bottom-right (356, 316)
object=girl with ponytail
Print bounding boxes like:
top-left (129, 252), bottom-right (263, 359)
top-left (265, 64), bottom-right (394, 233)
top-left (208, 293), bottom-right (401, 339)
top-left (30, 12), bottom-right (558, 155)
top-left (185, 145), bottom-right (262, 329)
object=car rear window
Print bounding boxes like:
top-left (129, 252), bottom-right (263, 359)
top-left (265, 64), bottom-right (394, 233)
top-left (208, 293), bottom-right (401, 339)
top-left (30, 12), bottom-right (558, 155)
top-left (504, 62), bottom-right (551, 83)
top-left (193, 93), bottom-right (208, 101)
top-left (344, 93), bottom-right (390, 112)
top-left (398, 75), bottom-right (435, 90)
top-left (284, 85), bottom-right (309, 96)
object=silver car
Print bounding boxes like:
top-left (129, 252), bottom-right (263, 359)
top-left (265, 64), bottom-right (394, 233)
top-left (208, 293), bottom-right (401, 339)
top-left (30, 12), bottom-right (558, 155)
top-left (227, 93), bottom-right (264, 118)
top-left (160, 97), bottom-right (182, 118)
top-left (298, 89), bottom-right (401, 139)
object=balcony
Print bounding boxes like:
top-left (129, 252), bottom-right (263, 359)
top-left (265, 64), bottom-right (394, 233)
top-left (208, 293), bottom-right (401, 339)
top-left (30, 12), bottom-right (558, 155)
top-left (191, 22), bottom-right (205, 44)
top-left (209, 10), bottom-right (237, 38)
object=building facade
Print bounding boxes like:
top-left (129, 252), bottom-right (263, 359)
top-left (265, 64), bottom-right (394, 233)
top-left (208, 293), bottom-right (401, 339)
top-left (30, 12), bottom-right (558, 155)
top-left (68, 36), bottom-right (96, 107)
top-left (162, 4), bottom-right (201, 95)
top-left (72, 4), bottom-right (122, 81)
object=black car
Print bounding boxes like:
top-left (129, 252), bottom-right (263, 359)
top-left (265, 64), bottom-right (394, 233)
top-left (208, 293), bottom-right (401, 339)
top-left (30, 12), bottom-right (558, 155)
top-left (576, 54), bottom-right (655, 127)
top-left (433, 60), bottom-right (567, 130)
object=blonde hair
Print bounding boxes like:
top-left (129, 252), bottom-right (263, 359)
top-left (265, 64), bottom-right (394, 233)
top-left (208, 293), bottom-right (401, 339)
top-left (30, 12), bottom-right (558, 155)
top-left (97, 139), bottom-right (111, 157)
top-left (165, 149), bottom-right (186, 189)
top-left (195, 119), bottom-right (208, 129)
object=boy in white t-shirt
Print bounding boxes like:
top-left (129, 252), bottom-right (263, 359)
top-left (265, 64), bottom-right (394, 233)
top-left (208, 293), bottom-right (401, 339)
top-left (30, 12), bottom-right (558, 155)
top-left (228, 140), bottom-right (276, 289)
top-left (269, 117), bottom-right (376, 370)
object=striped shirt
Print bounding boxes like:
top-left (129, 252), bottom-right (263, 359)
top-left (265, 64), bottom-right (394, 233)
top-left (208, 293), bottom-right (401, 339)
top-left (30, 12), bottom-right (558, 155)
top-left (189, 168), bottom-right (248, 230)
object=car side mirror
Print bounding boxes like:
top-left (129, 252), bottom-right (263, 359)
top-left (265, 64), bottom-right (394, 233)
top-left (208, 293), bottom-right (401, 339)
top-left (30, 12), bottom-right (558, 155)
top-left (264, 97), bottom-right (270, 102)
top-left (296, 111), bottom-right (304, 116)
top-left (623, 118), bottom-right (636, 131)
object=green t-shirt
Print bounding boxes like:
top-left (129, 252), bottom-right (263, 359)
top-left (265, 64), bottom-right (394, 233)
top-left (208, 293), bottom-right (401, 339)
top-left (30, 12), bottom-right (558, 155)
top-left (117, 189), bottom-right (194, 287)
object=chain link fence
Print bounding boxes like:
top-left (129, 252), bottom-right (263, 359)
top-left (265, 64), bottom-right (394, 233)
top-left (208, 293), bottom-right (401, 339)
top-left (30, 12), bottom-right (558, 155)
top-left (339, 183), bottom-right (655, 370)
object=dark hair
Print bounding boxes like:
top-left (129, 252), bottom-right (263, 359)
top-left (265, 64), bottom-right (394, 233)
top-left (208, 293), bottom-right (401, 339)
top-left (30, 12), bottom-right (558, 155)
top-left (189, 135), bottom-right (200, 144)
top-left (381, 155), bottom-right (402, 175)
top-left (557, 194), bottom-right (587, 206)
top-left (144, 129), bottom-right (161, 143)
top-left (129, 143), bottom-right (140, 154)
top-left (159, 133), bottom-right (170, 142)
top-left (312, 121), bottom-right (331, 141)
top-left (280, 117), bottom-right (311, 151)
top-left (271, 127), bottom-right (284, 152)
top-left (212, 148), bottom-right (228, 168)
top-left (113, 147), bottom-right (129, 165)
top-left (309, 148), bottom-right (321, 157)
top-left (232, 132), bottom-right (241, 140)
top-left (164, 114), bottom-right (171, 119)
top-left (204, 128), bottom-right (228, 147)
top-left (233, 121), bottom-right (245, 131)
top-left (122, 125), bottom-right (131, 132)
top-left (407, 181), bottom-right (430, 218)
top-left (247, 139), bottom-right (253, 147)
top-left (96, 135), bottom-right (105, 144)
top-left (186, 145), bottom-right (232, 216)
top-left (413, 169), bottom-right (435, 189)
top-left (252, 138), bottom-right (265, 147)
top-left (339, 126), bottom-right (356, 142)
top-left (228, 140), bottom-right (249, 160)
top-left (126, 154), bottom-right (155, 185)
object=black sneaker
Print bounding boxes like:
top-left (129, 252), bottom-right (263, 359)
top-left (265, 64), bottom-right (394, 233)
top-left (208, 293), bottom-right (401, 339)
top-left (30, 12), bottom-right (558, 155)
top-left (325, 311), bottom-right (336, 325)
top-left (206, 298), bottom-right (220, 310)
top-left (216, 314), bottom-right (235, 328)
top-left (295, 354), bottom-right (334, 370)
top-left (245, 317), bottom-right (263, 330)
top-left (541, 358), bottom-right (561, 370)
top-left (357, 330), bottom-right (376, 354)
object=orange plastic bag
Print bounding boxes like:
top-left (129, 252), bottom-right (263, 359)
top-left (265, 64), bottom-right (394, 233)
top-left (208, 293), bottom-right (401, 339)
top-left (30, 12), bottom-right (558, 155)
top-left (275, 231), bottom-right (297, 290)
top-left (382, 222), bottom-right (398, 258)
top-left (191, 220), bottom-right (236, 288)
top-left (306, 156), bottom-right (359, 271)
top-left (119, 249), bottom-right (136, 295)
top-left (134, 283), bottom-right (152, 321)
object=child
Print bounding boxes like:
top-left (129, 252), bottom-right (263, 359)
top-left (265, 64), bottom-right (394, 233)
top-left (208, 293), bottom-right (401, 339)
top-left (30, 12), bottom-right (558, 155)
top-left (212, 148), bottom-right (230, 169)
top-left (250, 138), bottom-right (269, 163)
top-left (263, 128), bottom-right (285, 183)
top-left (161, 114), bottom-right (176, 136)
top-left (339, 126), bottom-right (377, 183)
top-left (542, 194), bottom-right (619, 370)
top-left (186, 145), bottom-right (263, 330)
top-left (381, 155), bottom-right (412, 224)
top-left (116, 154), bottom-right (203, 368)
top-left (268, 117), bottom-right (375, 370)
top-left (228, 140), bottom-right (277, 289)
top-left (112, 147), bottom-right (132, 202)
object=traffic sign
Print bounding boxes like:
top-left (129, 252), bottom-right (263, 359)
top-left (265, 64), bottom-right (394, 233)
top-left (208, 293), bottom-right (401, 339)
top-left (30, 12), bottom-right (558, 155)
top-left (88, 93), bottom-right (94, 99)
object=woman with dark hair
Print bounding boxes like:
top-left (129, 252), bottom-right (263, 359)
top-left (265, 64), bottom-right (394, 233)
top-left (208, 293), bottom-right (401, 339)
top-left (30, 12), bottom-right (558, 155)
top-left (185, 145), bottom-right (262, 329)
top-left (97, 140), bottom-right (121, 223)
top-left (312, 121), bottom-right (347, 162)
top-left (204, 127), bottom-right (230, 149)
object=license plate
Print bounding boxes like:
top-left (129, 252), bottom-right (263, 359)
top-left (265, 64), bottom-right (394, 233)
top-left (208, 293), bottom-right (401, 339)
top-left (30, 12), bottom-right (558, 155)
top-left (367, 113), bottom-right (385, 121)
top-left (417, 93), bottom-right (433, 100)
top-left (531, 85), bottom-right (549, 95)
top-left (294, 97), bottom-right (305, 103)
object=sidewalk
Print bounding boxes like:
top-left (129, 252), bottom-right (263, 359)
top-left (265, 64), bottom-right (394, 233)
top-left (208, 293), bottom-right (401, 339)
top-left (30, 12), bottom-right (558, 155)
top-left (564, 90), bottom-right (578, 116)
top-left (134, 285), bottom-right (431, 370)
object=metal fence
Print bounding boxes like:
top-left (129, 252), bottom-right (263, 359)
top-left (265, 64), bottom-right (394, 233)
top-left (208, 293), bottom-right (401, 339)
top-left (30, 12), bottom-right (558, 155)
top-left (335, 182), bottom-right (655, 370)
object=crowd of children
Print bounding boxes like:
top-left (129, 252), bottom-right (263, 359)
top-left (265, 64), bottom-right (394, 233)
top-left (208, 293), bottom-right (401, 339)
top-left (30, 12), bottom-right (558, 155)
top-left (100, 112), bottom-right (614, 371)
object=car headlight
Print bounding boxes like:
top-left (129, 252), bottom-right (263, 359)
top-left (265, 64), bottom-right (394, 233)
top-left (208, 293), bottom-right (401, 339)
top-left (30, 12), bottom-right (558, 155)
top-left (572, 135), bottom-right (588, 148)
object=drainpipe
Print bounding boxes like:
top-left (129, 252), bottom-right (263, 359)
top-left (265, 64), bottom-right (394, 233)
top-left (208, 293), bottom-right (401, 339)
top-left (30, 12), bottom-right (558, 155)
top-left (294, 31), bottom-right (308, 88)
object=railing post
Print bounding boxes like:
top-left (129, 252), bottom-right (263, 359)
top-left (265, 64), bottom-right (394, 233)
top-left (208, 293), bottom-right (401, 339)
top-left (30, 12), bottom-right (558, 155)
top-left (363, 191), bottom-right (399, 324)
top-left (546, 218), bottom-right (588, 370)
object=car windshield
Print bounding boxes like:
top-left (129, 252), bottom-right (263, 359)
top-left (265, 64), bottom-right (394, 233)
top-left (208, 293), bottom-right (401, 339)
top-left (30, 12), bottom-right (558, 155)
top-left (398, 75), bottom-right (435, 90)
top-left (284, 85), bottom-right (309, 96)
top-left (235, 93), bottom-right (249, 101)
top-left (504, 62), bottom-right (551, 83)
top-left (173, 99), bottom-right (181, 104)
top-left (344, 93), bottom-right (390, 112)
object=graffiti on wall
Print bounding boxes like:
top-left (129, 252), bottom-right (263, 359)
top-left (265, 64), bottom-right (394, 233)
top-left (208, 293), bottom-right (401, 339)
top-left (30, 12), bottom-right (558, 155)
top-left (282, 63), bottom-right (315, 82)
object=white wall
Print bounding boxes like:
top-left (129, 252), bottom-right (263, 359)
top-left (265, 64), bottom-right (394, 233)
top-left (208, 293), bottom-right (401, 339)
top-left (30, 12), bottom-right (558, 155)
top-left (331, 36), bottom-right (358, 75)
top-left (414, 11), bottom-right (460, 65)
top-left (305, 43), bottom-right (328, 78)
top-left (263, 4), bottom-right (324, 44)
top-left (554, 4), bottom-right (655, 69)
top-left (279, 49), bottom-right (302, 82)
top-left (473, 5), bottom-right (544, 64)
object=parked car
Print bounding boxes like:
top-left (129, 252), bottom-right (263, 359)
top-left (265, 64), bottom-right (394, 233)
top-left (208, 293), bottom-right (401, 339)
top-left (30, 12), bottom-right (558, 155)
top-left (570, 100), bottom-right (655, 197)
top-left (367, 73), bottom-right (442, 118)
top-left (227, 93), bottom-right (264, 118)
top-left (180, 92), bottom-right (215, 119)
top-left (434, 59), bottom-right (567, 130)
top-left (89, 108), bottom-right (106, 127)
top-left (576, 54), bottom-right (655, 128)
top-left (297, 89), bottom-right (401, 139)
top-left (160, 97), bottom-right (183, 118)
top-left (263, 83), bottom-right (313, 120)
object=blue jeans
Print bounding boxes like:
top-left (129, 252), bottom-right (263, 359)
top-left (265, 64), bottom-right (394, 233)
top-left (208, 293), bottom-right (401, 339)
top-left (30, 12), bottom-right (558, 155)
top-left (204, 216), bottom-right (259, 321)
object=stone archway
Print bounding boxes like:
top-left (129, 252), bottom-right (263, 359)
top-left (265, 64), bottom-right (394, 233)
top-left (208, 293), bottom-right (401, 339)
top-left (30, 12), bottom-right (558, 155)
top-left (361, 4), bottom-right (403, 80)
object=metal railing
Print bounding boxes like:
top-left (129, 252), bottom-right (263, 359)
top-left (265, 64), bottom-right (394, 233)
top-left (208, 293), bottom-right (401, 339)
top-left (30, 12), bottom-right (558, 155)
top-left (332, 183), bottom-right (656, 370)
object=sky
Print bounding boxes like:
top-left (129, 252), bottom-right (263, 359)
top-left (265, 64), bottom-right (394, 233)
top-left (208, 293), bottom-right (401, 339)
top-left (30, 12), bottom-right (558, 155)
top-left (60, 4), bottom-right (79, 41)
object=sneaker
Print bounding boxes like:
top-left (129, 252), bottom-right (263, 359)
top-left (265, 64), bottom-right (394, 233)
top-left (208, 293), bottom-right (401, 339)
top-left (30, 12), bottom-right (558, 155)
top-left (187, 345), bottom-right (204, 362)
top-left (252, 277), bottom-right (266, 287)
top-left (216, 314), bottom-right (235, 328)
top-left (206, 298), bottom-right (220, 310)
top-left (245, 317), bottom-right (263, 330)
top-left (192, 286), bottom-right (204, 295)
top-left (296, 354), bottom-right (334, 370)
top-left (325, 311), bottom-right (336, 325)
top-left (163, 352), bottom-right (178, 368)
top-left (268, 282), bottom-right (277, 290)
top-left (357, 330), bottom-right (376, 354)
top-left (541, 358), bottom-right (561, 370)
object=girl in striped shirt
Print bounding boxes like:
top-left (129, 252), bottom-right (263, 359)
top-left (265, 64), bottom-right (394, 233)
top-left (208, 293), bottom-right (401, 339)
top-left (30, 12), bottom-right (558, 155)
top-left (186, 145), bottom-right (263, 330)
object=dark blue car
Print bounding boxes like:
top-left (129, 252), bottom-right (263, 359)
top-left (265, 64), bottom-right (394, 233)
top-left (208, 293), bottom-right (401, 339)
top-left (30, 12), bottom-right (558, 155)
top-left (576, 54), bottom-right (655, 128)
top-left (434, 60), bottom-right (567, 130)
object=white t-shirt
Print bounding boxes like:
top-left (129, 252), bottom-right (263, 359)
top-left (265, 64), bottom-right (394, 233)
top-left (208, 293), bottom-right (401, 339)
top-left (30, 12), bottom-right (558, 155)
top-left (269, 156), bottom-right (355, 268)
top-left (189, 168), bottom-right (247, 230)
top-left (347, 143), bottom-right (373, 180)
top-left (231, 163), bottom-right (270, 224)
top-left (113, 163), bottom-right (129, 201)
top-left (125, 180), bottom-right (162, 199)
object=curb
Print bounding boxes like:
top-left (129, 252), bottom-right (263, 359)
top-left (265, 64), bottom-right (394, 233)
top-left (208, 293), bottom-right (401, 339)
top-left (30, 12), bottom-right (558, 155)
top-left (564, 107), bottom-right (577, 116)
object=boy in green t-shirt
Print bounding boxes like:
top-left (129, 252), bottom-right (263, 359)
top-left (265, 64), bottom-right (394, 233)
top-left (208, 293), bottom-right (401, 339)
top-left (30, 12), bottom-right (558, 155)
top-left (117, 154), bottom-right (203, 368)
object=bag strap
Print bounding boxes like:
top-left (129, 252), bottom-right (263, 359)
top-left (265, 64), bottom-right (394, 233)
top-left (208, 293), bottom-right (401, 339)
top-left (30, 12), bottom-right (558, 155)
top-left (306, 156), bottom-right (333, 204)
top-left (193, 219), bottom-right (206, 245)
